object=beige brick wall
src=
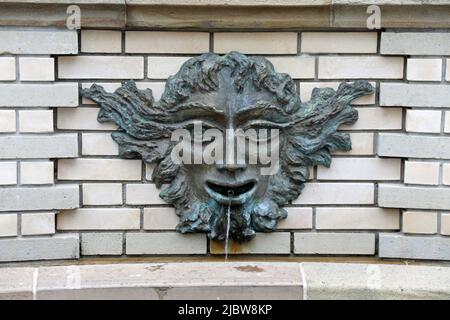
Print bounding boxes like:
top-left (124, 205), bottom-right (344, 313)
top-left (1, 28), bottom-right (450, 262)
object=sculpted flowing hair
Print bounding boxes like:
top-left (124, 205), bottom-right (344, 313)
top-left (83, 52), bottom-right (373, 241)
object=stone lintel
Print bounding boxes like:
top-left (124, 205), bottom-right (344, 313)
top-left (0, 1), bottom-right (449, 29)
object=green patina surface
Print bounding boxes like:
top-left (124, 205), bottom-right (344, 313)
top-left (82, 52), bottom-right (373, 242)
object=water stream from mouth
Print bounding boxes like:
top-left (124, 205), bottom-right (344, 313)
top-left (224, 190), bottom-right (233, 261)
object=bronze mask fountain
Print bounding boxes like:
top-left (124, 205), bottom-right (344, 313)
top-left (83, 52), bottom-right (373, 242)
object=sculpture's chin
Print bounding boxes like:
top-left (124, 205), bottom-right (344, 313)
top-left (204, 180), bottom-right (257, 206)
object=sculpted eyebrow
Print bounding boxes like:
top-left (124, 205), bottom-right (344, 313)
top-left (167, 102), bottom-right (226, 123)
top-left (235, 103), bottom-right (290, 126)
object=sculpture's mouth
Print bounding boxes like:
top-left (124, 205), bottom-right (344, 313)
top-left (205, 180), bottom-right (257, 205)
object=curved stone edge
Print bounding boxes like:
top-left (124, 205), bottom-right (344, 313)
top-left (1, 262), bottom-right (450, 300)
top-left (0, 1), bottom-right (449, 29)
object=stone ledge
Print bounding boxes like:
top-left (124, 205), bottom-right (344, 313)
top-left (0, 0), bottom-right (449, 29)
top-left (1, 262), bottom-right (450, 300)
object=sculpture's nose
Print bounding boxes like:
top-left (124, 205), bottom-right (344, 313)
top-left (216, 162), bottom-right (247, 173)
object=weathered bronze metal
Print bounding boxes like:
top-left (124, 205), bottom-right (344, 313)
top-left (83, 52), bottom-right (373, 242)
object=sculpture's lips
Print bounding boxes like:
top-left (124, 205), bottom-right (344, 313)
top-left (205, 180), bottom-right (257, 205)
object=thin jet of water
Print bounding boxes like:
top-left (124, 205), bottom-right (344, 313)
top-left (224, 190), bottom-right (233, 261)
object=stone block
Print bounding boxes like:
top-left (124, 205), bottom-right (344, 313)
top-left (294, 232), bottom-right (375, 255)
top-left (0, 57), bottom-right (16, 81)
top-left (0, 30), bottom-right (77, 54)
top-left (0, 83), bottom-right (78, 107)
top-left (378, 133), bottom-right (450, 159)
top-left (18, 110), bottom-right (54, 133)
top-left (57, 208), bottom-right (140, 231)
top-left (293, 183), bottom-right (374, 205)
top-left (214, 32), bottom-right (297, 54)
top-left (125, 31), bottom-right (209, 53)
top-left (0, 214), bottom-right (18, 237)
top-left (58, 159), bottom-right (141, 181)
top-left (126, 232), bottom-right (207, 255)
top-left (0, 234), bottom-right (79, 262)
top-left (0, 185), bottom-right (79, 212)
top-left (81, 233), bottom-right (123, 255)
top-left (318, 56), bottom-right (403, 79)
top-left (81, 30), bottom-right (122, 53)
top-left (379, 233), bottom-right (450, 260)
top-left (0, 161), bottom-right (17, 185)
top-left (403, 211), bottom-right (438, 235)
top-left (143, 207), bottom-right (178, 230)
top-left (82, 183), bottom-right (123, 206)
top-left (380, 83), bottom-right (450, 108)
top-left (0, 110), bottom-right (16, 133)
top-left (316, 207), bottom-right (399, 230)
top-left (405, 110), bottom-right (441, 133)
top-left (81, 133), bottom-right (119, 156)
top-left (20, 161), bottom-right (54, 185)
top-left (58, 56), bottom-right (144, 79)
top-left (404, 161), bottom-right (440, 185)
top-left (21, 212), bottom-right (55, 236)
top-left (381, 32), bottom-right (450, 55)
top-left (407, 58), bottom-right (442, 81)
top-left (0, 134), bottom-right (78, 159)
top-left (317, 158), bottom-right (401, 181)
top-left (301, 32), bottom-right (377, 53)
top-left (19, 57), bottom-right (54, 81)
top-left (378, 184), bottom-right (450, 210)
top-left (210, 233), bottom-right (291, 254)
top-left (267, 57), bottom-right (315, 79)
top-left (126, 184), bottom-right (166, 205)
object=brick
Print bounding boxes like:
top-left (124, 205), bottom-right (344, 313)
top-left (82, 183), bottom-right (123, 206)
top-left (441, 214), bottom-right (450, 236)
top-left (58, 159), bottom-right (141, 181)
top-left (278, 207), bottom-right (312, 230)
top-left (300, 82), bottom-right (376, 105)
top-left (147, 57), bottom-right (191, 79)
top-left (379, 233), bottom-right (450, 260)
top-left (407, 59), bottom-right (442, 81)
top-left (380, 83), bottom-right (450, 108)
top-left (301, 32), bottom-right (377, 53)
top-left (0, 134), bottom-right (78, 159)
top-left (0, 185), bottom-right (79, 212)
top-left (341, 108), bottom-right (402, 130)
top-left (0, 83), bottom-right (78, 107)
top-left (0, 214), bottom-right (17, 237)
top-left (317, 158), bottom-right (400, 181)
top-left (445, 111), bottom-right (450, 133)
top-left (447, 59), bottom-right (450, 81)
top-left (0, 110), bottom-right (16, 132)
top-left (378, 133), bottom-right (450, 159)
top-left (81, 30), bottom-right (122, 53)
top-left (293, 183), bottom-right (374, 205)
top-left (21, 212), bottom-right (55, 236)
top-left (210, 233), bottom-right (291, 254)
top-left (267, 57), bottom-right (315, 79)
top-left (406, 110), bottom-right (441, 133)
top-left (19, 57), bottom-right (54, 81)
top-left (0, 30), bottom-right (77, 54)
top-left (0, 162), bottom-right (17, 185)
top-left (82, 133), bottom-right (118, 156)
top-left (404, 161), bottom-right (440, 185)
top-left (57, 208), bottom-right (140, 230)
top-left (143, 207), bottom-right (178, 230)
top-left (126, 184), bottom-right (166, 205)
top-left (126, 232), bottom-right (206, 255)
top-left (0, 234), bottom-right (79, 262)
top-left (214, 32), bottom-right (297, 54)
top-left (333, 133), bottom-right (374, 156)
top-left (18, 110), bottom-right (53, 133)
top-left (403, 211), bottom-right (438, 234)
top-left (381, 32), bottom-right (450, 56)
top-left (442, 164), bottom-right (450, 185)
top-left (81, 233), bottom-right (123, 255)
top-left (20, 161), bottom-right (54, 185)
top-left (0, 57), bottom-right (16, 81)
top-left (318, 56), bottom-right (403, 79)
top-left (125, 31), bottom-right (209, 53)
top-left (294, 232), bottom-right (375, 255)
top-left (57, 107), bottom-right (117, 130)
top-left (58, 56), bottom-right (144, 79)
top-left (316, 208), bottom-right (400, 230)
top-left (378, 184), bottom-right (450, 210)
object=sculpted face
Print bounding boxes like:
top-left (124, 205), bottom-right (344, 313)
top-left (83, 52), bottom-right (372, 242)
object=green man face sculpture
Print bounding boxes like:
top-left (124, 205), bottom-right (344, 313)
top-left (83, 52), bottom-right (373, 242)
